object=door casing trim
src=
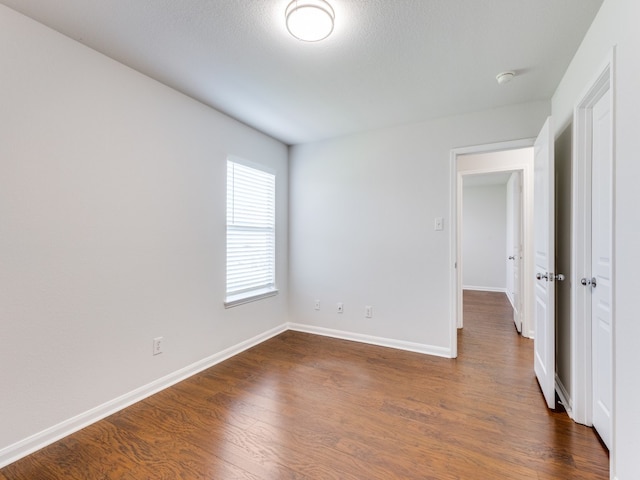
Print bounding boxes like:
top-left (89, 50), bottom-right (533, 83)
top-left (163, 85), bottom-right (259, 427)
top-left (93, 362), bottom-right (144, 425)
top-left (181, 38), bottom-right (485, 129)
top-left (571, 48), bottom-right (615, 453)
top-left (449, 139), bottom-right (535, 358)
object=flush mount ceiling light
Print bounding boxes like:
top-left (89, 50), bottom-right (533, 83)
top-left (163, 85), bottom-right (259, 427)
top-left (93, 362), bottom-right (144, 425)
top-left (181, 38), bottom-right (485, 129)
top-left (286, 0), bottom-right (335, 42)
top-left (496, 71), bottom-right (516, 85)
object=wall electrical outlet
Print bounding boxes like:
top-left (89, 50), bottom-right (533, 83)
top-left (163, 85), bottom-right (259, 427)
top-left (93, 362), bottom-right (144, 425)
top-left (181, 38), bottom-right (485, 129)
top-left (153, 336), bottom-right (163, 356)
top-left (365, 306), bottom-right (373, 318)
top-left (314, 300), bottom-right (321, 310)
top-left (337, 302), bottom-right (344, 313)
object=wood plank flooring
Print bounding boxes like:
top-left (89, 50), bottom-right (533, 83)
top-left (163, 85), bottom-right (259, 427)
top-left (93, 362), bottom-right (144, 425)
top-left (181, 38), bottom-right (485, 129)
top-left (1, 291), bottom-right (609, 479)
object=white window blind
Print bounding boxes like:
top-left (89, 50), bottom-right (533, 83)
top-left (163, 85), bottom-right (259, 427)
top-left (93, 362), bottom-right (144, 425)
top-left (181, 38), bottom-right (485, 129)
top-left (226, 160), bottom-right (276, 305)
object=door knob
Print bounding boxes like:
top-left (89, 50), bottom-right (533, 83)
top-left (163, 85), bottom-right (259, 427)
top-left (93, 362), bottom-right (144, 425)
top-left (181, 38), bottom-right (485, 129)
top-left (554, 273), bottom-right (565, 281)
top-left (581, 277), bottom-right (597, 287)
top-left (508, 255), bottom-right (515, 260)
top-left (536, 272), bottom-right (548, 281)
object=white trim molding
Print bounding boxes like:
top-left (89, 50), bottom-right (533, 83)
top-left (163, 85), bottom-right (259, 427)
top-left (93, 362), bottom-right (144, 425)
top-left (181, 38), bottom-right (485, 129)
top-left (287, 323), bottom-right (452, 358)
top-left (570, 47), bottom-right (615, 458)
top-left (0, 324), bottom-right (288, 469)
top-left (0, 322), bottom-right (453, 468)
top-left (450, 138), bottom-right (536, 353)
top-left (462, 285), bottom-right (507, 293)
top-left (555, 374), bottom-right (574, 419)
top-left (571, 49), bottom-right (615, 425)
top-left (506, 290), bottom-right (515, 310)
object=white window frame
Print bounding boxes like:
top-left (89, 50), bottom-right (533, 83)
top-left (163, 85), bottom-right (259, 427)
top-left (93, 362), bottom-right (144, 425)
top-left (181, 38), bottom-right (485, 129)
top-left (225, 157), bottom-right (277, 308)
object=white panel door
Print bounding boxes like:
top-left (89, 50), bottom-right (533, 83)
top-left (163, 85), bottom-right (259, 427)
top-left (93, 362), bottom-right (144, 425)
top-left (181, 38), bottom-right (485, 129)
top-left (506, 172), bottom-right (523, 332)
top-left (533, 117), bottom-right (555, 409)
top-left (512, 172), bottom-right (522, 332)
top-left (591, 89), bottom-right (613, 449)
top-left (506, 176), bottom-right (515, 304)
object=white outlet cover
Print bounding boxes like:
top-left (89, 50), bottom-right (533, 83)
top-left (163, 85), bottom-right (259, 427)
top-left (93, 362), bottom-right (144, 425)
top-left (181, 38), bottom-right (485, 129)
top-left (153, 336), bottom-right (163, 355)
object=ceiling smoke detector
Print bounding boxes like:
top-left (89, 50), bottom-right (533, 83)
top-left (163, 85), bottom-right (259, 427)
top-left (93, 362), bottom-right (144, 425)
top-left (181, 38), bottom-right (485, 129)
top-left (496, 71), bottom-right (516, 85)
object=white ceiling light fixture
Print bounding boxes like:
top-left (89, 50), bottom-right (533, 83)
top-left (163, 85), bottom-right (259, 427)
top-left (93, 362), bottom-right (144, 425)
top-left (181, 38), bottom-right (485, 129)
top-left (286, 0), bottom-right (335, 42)
top-left (496, 71), bottom-right (516, 85)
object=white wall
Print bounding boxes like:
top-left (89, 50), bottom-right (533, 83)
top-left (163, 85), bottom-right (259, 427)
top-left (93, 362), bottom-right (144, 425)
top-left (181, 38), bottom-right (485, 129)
top-left (8, 0), bottom-right (637, 474)
top-left (0, 5), bottom-right (288, 463)
top-left (462, 184), bottom-right (507, 291)
top-left (551, 0), bottom-right (640, 477)
top-left (289, 101), bottom-right (549, 356)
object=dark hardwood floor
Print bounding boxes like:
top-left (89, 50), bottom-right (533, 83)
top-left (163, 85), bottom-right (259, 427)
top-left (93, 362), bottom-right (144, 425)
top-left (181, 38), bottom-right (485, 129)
top-left (1, 291), bottom-right (609, 479)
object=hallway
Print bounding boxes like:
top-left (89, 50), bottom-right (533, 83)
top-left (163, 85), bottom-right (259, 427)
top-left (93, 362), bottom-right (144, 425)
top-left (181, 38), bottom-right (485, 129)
top-left (460, 290), bottom-right (609, 479)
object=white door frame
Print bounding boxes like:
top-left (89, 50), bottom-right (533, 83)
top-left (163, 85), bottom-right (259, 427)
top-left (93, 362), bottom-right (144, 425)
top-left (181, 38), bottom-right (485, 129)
top-left (450, 139), bottom-right (535, 357)
top-left (571, 50), bottom-right (615, 441)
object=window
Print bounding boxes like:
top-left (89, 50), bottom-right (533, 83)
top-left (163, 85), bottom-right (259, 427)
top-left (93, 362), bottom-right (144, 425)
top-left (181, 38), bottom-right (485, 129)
top-left (225, 159), bottom-right (277, 307)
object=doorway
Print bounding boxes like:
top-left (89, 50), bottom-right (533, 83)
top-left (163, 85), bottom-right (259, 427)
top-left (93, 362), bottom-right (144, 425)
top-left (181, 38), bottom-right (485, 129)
top-left (449, 141), bottom-right (535, 358)
top-left (462, 171), bottom-right (521, 330)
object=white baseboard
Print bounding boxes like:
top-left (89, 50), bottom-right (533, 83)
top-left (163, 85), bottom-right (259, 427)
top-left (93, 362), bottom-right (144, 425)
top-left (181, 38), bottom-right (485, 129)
top-left (287, 323), bottom-right (452, 358)
top-left (0, 323), bottom-right (288, 469)
top-left (505, 291), bottom-right (515, 308)
top-left (1, 322), bottom-right (451, 468)
top-left (463, 285), bottom-right (507, 293)
top-left (555, 374), bottom-right (573, 419)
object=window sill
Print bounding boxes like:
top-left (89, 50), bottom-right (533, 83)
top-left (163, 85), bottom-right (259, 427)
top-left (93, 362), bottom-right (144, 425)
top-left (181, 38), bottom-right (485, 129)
top-left (224, 288), bottom-right (279, 309)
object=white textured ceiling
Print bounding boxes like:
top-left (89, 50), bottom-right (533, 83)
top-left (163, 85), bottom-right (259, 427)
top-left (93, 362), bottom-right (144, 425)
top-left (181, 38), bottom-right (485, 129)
top-left (1, 0), bottom-right (603, 145)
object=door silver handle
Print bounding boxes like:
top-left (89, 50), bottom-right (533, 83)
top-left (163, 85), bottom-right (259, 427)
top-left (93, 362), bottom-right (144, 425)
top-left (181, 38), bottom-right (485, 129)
top-left (554, 273), bottom-right (565, 281)
top-left (508, 256), bottom-right (515, 260)
top-left (536, 272), bottom-right (548, 281)
top-left (581, 277), bottom-right (597, 287)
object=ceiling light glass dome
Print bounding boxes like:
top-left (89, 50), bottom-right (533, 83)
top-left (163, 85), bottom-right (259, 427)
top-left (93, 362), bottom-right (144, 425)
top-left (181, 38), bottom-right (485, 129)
top-left (286, 0), bottom-right (335, 42)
